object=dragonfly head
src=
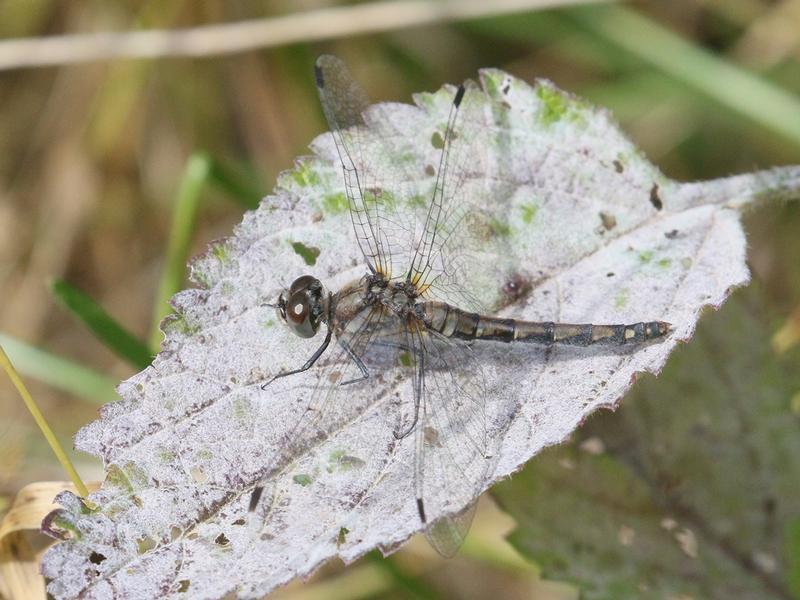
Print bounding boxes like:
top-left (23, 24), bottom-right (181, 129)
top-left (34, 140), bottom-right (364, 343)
top-left (276, 275), bottom-right (326, 338)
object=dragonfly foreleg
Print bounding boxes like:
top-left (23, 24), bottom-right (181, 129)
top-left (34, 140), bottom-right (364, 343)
top-left (260, 325), bottom-right (333, 389)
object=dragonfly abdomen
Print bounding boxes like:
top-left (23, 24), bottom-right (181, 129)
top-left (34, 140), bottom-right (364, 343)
top-left (420, 301), bottom-right (670, 346)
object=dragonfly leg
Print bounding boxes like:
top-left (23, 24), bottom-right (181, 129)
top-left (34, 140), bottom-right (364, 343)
top-left (339, 338), bottom-right (370, 385)
top-left (260, 325), bottom-right (333, 389)
top-left (361, 339), bottom-right (425, 439)
top-left (393, 344), bottom-right (424, 440)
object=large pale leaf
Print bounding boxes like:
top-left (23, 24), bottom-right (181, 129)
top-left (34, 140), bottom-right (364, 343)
top-left (41, 68), bottom-right (800, 599)
top-left (493, 287), bottom-right (800, 599)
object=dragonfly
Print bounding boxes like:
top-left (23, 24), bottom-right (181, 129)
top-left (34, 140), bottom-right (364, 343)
top-left (250, 55), bottom-right (670, 556)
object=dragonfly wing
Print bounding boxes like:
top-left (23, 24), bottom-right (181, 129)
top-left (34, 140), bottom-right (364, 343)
top-left (315, 55), bottom-right (416, 278)
top-left (250, 304), bottom-right (402, 514)
top-left (405, 323), bottom-right (497, 556)
top-left (406, 80), bottom-right (490, 312)
top-left (424, 502), bottom-right (478, 559)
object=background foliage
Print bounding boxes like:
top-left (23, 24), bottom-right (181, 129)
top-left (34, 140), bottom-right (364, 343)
top-left (1, 1), bottom-right (799, 598)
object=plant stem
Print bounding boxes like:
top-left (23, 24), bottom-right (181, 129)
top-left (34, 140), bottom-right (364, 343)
top-left (0, 344), bottom-right (89, 498)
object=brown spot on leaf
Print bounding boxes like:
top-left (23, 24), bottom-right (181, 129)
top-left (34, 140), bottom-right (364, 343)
top-left (665, 229), bottom-right (679, 239)
top-left (650, 183), bottom-right (663, 210)
top-left (424, 426), bottom-right (441, 447)
top-left (425, 164), bottom-right (435, 176)
top-left (500, 273), bottom-right (532, 307)
top-left (613, 160), bottom-right (624, 173)
top-left (599, 212), bottom-right (617, 231)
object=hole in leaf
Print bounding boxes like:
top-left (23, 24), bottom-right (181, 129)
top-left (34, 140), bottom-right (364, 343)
top-left (290, 241), bottom-right (321, 266)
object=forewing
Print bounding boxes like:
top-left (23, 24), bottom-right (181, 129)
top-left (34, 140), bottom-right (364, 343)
top-left (316, 55), bottom-right (418, 278)
top-left (409, 81), bottom-right (491, 312)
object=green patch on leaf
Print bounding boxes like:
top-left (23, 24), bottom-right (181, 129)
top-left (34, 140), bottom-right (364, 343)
top-left (521, 203), bottom-right (539, 224)
top-left (614, 288), bottom-right (629, 309)
top-left (537, 85), bottom-right (569, 125)
top-left (290, 241), bottom-right (321, 266)
top-left (407, 194), bottom-right (427, 209)
top-left (232, 396), bottom-right (251, 423)
top-left (490, 217), bottom-right (512, 237)
top-left (211, 243), bottom-right (231, 264)
top-left (158, 450), bottom-right (177, 463)
top-left (50, 514), bottom-right (82, 540)
top-left (364, 188), bottom-right (397, 212)
top-left (162, 314), bottom-right (201, 337)
top-left (657, 258), bottom-right (672, 269)
top-left (291, 161), bottom-right (321, 188)
top-left (327, 449), bottom-right (366, 473)
top-left (638, 250), bottom-right (654, 263)
top-left (337, 527), bottom-right (349, 546)
top-left (323, 192), bottom-right (348, 214)
top-left (104, 464), bottom-right (134, 492)
top-left (292, 474), bottom-right (313, 487)
top-left (122, 462), bottom-right (150, 489)
top-left (431, 131), bottom-right (445, 149)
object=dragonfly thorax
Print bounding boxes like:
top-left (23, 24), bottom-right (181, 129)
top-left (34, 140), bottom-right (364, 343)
top-left (378, 281), bottom-right (421, 315)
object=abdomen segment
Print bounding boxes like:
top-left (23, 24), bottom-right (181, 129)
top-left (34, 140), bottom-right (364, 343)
top-left (420, 301), bottom-right (670, 346)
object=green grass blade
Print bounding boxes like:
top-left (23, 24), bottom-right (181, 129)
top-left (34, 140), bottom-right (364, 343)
top-left (51, 279), bottom-right (152, 370)
top-left (569, 5), bottom-right (800, 148)
top-left (0, 333), bottom-right (118, 405)
top-left (209, 157), bottom-right (264, 209)
top-left (366, 552), bottom-right (439, 600)
top-left (149, 152), bottom-right (212, 351)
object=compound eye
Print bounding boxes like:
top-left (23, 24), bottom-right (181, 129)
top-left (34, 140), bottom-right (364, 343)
top-left (289, 275), bottom-right (318, 297)
top-left (286, 291), bottom-right (317, 338)
top-left (286, 291), bottom-right (309, 325)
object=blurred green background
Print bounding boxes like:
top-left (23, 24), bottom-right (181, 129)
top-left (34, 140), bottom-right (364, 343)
top-left (1, 1), bottom-right (799, 598)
